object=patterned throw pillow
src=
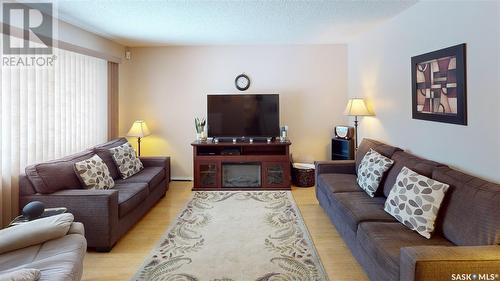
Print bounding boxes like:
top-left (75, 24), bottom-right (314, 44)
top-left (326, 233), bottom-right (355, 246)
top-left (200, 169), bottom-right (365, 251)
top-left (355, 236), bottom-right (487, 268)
top-left (357, 149), bottom-right (394, 197)
top-left (109, 142), bottom-right (143, 179)
top-left (74, 155), bottom-right (115, 189)
top-left (384, 166), bottom-right (449, 238)
top-left (0, 268), bottom-right (41, 281)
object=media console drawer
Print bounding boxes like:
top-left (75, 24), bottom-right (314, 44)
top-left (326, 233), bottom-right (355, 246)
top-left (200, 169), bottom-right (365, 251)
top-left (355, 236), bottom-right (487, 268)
top-left (192, 140), bottom-right (291, 190)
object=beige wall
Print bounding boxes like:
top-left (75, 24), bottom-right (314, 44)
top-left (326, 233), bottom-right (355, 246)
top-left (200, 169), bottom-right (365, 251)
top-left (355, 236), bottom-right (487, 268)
top-left (119, 45), bottom-right (348, 179)
top-left (348, 1), bottom-right (500, 182)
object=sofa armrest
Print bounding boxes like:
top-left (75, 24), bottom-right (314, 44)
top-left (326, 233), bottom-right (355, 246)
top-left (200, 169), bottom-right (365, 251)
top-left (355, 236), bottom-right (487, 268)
top-left (315, 160), bottom-right (356, 176)
top-left (140, 156), bottom-right (171, 182)
top-left (400, 245), bottom-right (500, 281)
top-left (20, 189), bottom-right (119, 248)
top-left (0, 213), bottom-right (74, 254)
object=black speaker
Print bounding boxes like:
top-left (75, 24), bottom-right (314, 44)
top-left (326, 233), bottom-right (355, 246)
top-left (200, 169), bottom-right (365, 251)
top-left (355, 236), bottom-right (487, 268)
top-left (22, 201), bottom-right (45, 220)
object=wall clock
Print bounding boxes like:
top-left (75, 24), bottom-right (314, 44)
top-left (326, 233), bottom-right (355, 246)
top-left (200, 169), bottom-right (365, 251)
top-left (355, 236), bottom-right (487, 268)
top-left (235, 74), bottom-right (250, 91)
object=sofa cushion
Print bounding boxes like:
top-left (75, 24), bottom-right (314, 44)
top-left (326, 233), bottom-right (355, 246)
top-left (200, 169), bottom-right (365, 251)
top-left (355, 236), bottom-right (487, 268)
top-left (385, 167), bottom-right (450, 239)
top-left (356, 222), bottom-right (454, 281)
top-left (19, 175), bottom-right (36, 196)
top-left (116, 167), bottom-right (165, 192)
top-left (0, 233), bottom-right (86, 280)
top-left (74, 155), bottom-right (115, 190)
top-left (116, 182), bottom-right (149, 218)
top-left (27, 234), bottom-right (86, 281)
top-left (0, 243), bottom-right (40, 272)
top-left (432, 166), bottom-right (500, 246)
top-left (25, 150), bottom-right (94, 194)
top-left (383, 151), bottom-right (445, 198)
top-left (93, 138), bottom-right (128, 180)
top-left (317, 173), bottom-right (362, 194)
top-left (357, 149), bottom-right (394, 197)
top-left (329, 192), bottom-right (396, 233)
top-left (67, 222), bottom-right (85, 236)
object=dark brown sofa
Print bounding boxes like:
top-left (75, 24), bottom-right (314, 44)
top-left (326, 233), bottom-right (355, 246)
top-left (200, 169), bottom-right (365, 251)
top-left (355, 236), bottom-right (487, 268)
top-left (316, 138), bottom-right (500, 281)
top-left (19, 138), bottom-right (171, 252)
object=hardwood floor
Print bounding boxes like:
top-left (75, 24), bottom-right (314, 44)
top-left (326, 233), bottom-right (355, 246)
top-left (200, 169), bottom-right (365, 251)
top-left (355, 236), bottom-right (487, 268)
top-left (82, 181), bottom-right (368, 281)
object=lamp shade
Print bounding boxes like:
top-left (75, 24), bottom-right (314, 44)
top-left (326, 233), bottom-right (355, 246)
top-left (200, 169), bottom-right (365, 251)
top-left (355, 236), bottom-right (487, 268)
top-left (126, 120), bottom-right (151, 138)
top-left (344, 98), bottom-right (374, 116)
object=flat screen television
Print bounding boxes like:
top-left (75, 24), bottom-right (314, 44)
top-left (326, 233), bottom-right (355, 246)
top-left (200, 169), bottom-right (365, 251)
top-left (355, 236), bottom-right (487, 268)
top-left (207, 94), bottom-right (279, 138)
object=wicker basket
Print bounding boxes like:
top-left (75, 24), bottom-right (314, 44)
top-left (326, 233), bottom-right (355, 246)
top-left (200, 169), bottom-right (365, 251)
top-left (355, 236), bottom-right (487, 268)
top-left (292, 163), bottom-right (315, 187)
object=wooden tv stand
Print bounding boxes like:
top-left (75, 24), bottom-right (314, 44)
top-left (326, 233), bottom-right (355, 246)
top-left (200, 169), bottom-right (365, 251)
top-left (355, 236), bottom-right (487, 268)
top-left (191, 140), bottom-right (291, 190)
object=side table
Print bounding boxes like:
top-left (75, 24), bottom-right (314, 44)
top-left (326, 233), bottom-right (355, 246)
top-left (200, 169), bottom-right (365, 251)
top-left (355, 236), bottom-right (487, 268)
top-left (331, 138), bottom-right (355, 160)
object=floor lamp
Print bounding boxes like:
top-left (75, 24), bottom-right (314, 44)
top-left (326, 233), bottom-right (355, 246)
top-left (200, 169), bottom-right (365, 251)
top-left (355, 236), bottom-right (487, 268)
top-left (345, 98), bottom-right (374, 150)
top-left (127, 120), bottom-right (151, 156)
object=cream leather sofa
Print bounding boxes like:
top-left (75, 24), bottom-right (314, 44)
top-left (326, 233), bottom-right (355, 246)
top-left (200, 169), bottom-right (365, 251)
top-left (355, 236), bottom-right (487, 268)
top-left (0, 214), bottom-right (86, 281)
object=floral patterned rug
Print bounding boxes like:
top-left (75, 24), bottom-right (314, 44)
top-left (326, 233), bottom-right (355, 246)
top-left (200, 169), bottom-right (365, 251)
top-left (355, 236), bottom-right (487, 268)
top-left (132, 191), bottom-right (328, 281)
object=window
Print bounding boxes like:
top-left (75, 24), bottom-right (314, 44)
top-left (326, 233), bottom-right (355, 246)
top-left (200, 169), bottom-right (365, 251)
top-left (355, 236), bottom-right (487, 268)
top-left (0, 48), bottom-right (108, 225)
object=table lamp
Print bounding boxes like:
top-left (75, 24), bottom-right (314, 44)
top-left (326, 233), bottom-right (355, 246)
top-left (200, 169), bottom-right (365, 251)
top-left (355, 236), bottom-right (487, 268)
top-left (345, 98), bottom-right (374, 149)
top-left (126, 120), bottom-right (151, 156)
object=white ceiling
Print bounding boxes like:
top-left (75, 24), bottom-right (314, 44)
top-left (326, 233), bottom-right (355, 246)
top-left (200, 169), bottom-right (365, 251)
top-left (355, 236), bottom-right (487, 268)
top-left (53, 0), bottom-right (418, 47)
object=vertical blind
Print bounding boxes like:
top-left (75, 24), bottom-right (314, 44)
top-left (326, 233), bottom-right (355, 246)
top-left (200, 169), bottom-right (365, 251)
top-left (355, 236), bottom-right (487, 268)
top-left (0, 48), bottom-right (108, 226)
top-left (107, 62), bottom-right (119, 139)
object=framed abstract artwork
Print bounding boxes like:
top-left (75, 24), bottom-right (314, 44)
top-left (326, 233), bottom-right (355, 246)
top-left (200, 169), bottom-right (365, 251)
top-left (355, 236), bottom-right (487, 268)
top-left (411, 44), bottom-right (467, 125)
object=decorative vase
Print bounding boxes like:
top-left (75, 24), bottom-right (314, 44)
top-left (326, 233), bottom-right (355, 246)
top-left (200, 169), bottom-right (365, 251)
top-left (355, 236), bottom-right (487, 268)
top-left (196, 133), bottom-right (202, 141)
top-left (200, 131), bottom-right (207, 141)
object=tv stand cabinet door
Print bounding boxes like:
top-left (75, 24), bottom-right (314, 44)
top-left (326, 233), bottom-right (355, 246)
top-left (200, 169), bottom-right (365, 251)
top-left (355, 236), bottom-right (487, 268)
top-left (262, 162), bottom-right (291, 188)
top-left (194, 160), bottom-right (220, 188)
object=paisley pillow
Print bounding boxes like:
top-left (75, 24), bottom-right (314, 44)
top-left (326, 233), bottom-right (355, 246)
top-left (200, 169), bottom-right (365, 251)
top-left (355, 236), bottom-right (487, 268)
top-left (357, 149), bottom-right (394, 197)
top-left (74, 154), bottom-right (115, 189)
top-left (384, 166), bottom-right (449, 238)
top-left (74, 155), bottom-right (115, 189)
top-left (0, 268), bottom-right (41, 281)
top-left (109, 142), bottom-right (143, 179)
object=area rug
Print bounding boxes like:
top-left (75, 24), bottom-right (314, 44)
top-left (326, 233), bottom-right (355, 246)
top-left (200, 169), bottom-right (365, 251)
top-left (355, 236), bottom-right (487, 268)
top-left (132, 191), bottom-right (328, 281)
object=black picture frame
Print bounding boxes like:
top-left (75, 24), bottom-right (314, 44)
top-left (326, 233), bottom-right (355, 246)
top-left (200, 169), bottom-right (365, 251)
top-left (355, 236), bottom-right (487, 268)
top-left (411, 43), bottom-right (467, 125)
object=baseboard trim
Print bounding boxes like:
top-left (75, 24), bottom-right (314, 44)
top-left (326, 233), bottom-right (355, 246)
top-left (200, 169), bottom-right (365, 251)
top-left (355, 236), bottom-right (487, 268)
top-left (171, 176), bottom-right (193, 181)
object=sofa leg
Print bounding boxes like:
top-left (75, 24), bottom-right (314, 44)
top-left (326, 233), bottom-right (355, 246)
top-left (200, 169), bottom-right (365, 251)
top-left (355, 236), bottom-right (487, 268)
top-left (95, 247), bottom-right (112, 253)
